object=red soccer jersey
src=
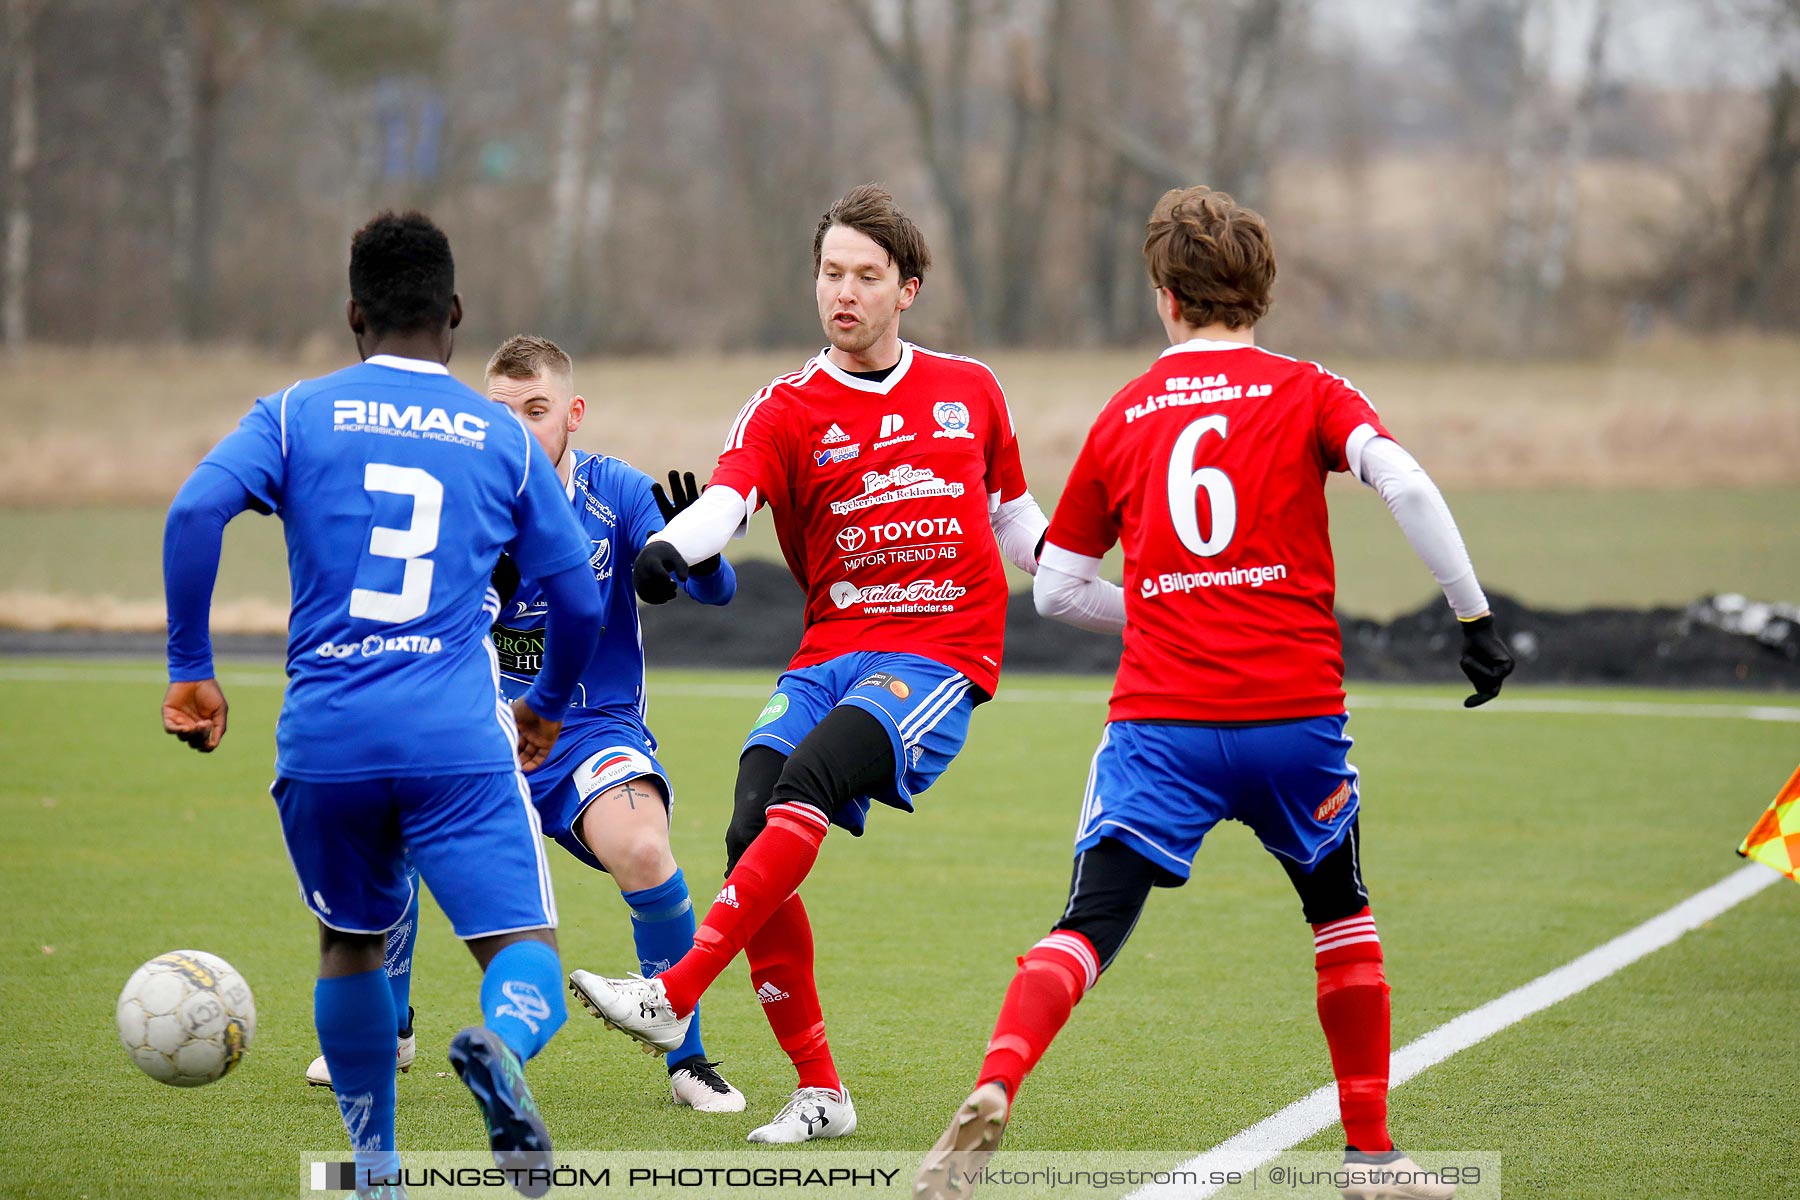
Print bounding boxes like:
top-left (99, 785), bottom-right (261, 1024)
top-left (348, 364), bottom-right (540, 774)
top-left (1045, 339), bottom-right (1391, 722)
top-left (709, 342), bottom-right (1030, 696)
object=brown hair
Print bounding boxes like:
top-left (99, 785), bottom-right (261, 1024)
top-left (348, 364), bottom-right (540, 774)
top-left (486, 333), bottom-right (573, 382)
top-left (812, 184), bottom-right (932, 286)
top-left (1143, 187), bottom-right (1275, 330)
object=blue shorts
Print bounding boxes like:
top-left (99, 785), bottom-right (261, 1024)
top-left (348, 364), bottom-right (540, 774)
top-left (1074, 715), bottom-right (1360, 881)
top-left (524, 716), bottom-right (672, 873)
top-left (272, 772), bottom-right (556, 938)
top-left (744, 651), bottom-right (978, 835)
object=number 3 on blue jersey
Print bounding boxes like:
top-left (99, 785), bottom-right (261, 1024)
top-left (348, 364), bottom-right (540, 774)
top-left (350, 463), bottom-right (444, 623)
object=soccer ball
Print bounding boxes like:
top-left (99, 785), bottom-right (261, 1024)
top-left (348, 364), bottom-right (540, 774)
top-left (115, 950), bottom-right (255, 1086)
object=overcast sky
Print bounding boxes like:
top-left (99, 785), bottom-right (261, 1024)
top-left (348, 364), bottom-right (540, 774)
top-left (1313, 0), bottom-right (1794, 88)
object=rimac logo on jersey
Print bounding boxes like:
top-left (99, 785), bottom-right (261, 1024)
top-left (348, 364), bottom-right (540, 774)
top-left (829, 464), bottom-right (965, 515)
top-left (332, 400), bottom-right (488, 447)
top-left (932, 401), bottom-right (973, 439)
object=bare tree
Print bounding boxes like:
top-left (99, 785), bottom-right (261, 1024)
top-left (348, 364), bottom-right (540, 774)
top-left (1533, 0), bottom-right (1613, 311)
top-left (162, 0), bottom-right (277, 341)
top-left (843, 0), bottom-right (991, 342)
top-left (994, 0), bottom-right (1072, 341)
top-left (3, 0), bottom-right (41, 350)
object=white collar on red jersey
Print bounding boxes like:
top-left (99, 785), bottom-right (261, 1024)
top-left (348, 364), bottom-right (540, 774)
top-left (1158, 337), bottom-right (1256, 358)
top-left (365, 353), bottom-right (450, 375)
top-left (813, 340), bottom-right (916, 394)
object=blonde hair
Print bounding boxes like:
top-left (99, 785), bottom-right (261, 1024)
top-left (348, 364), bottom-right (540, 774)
top-left (486, 333), bottom-right (573, 382)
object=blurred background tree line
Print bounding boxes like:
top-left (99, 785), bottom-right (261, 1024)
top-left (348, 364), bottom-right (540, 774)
top-left (1, 0), bottom-right (1795, 358)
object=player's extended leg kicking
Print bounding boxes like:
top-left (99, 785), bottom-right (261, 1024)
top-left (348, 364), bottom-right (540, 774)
top-left (565, 185), bottom-right (1050, 1142)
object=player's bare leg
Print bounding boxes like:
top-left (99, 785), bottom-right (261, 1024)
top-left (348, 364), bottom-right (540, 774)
top-left (578, 781), bottom-right (743, 1113)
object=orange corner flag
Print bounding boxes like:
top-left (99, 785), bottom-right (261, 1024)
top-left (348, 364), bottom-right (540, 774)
top-left (1738, 764), bottom-right (1800, 883)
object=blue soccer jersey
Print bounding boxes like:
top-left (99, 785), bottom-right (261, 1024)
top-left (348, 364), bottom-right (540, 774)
top-left (196, 356), bottom-right (593, 781)
top-left (492, 451), bottom-right (735, 730)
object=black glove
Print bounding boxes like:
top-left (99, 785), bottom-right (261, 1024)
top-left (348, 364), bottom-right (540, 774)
top-left (650, 469), bottom-right (721, 576)
top-left (1458, 614), bottom-right (1515, 708)
top-left (490, 554), bottom-right (522, 611)
top-left (632, 540), bottom-right (690, 605)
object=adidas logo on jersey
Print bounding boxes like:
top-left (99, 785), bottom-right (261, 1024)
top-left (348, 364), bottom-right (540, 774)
top-left (755, 981), bottom-right (790, 1004)
top-left (820, 423), bottom-right (851, 445)
top-left (715, 884), bottom-right (740, 908)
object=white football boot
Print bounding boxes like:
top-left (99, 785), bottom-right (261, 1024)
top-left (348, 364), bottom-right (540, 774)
top-left (567, 970), bottom-right (692, 1053)
top-left (1338, 1150), bottom-right (1457, 1200)
top-left (305, 1008), bottom-right (416, 1087)
top-left (668, 1056), bottom-right (746, 1113)
top-left (915, 1082), bottom-right (1010, 1200)
top-left (746, 1085), bottom-right (857, 1144)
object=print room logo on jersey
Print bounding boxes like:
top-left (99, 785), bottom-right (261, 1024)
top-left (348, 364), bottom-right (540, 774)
top-left (828, 464), bottom-right (965, 515)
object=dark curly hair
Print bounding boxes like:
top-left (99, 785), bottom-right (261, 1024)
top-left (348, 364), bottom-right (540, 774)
top-left (349, 210), bottom-right (456, 336)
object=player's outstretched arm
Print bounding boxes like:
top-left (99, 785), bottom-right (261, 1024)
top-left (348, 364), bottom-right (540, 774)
top-left (634, 483), bottom-right (747, 604)
top-left (1033, 543), bottom-right (1128, 634)
top-left (162, 464), bottom-right (256, 753)
top-left (649, 469), bottom-right (736, 605)
top-left (1354, 434), bottom-right (1514, 705)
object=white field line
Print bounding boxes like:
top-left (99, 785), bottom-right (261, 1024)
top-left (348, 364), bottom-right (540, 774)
top-left (2, 663), bottom-right (1796, 723)
top-left (1127, 863), bottom-right (1784, 1200)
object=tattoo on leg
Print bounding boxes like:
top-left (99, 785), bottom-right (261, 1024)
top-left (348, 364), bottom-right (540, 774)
top-left (620, 781), bottom-right (654, 811)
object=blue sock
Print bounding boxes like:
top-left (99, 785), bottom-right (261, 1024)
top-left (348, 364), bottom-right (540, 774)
top-left (316, 969), bottom-right (400, 1189)
top-left (385, 870), bottom-right (419, 1032)
top-left (480, 940), bottom-right (566, 1063)
top-left (622, 868), bottom-right (707, 1066)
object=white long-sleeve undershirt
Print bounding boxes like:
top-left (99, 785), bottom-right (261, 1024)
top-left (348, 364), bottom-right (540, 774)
top-left (1351, 428), bottom-right (1489, 619)
top-left (653, 483), bottom-right (1051, 579)
top-left (648, 484), bottom-right (750, 565)
top-left (1034, 543), bottom-right (1129, 633)
top-left (991, 491), bottom-right (1050, 576)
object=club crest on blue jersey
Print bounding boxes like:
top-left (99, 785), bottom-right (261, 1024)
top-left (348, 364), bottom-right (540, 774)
top-left (590, 538), bottom-right (612, 579)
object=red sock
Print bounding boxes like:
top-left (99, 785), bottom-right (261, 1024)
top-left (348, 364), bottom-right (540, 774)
top-left (975, 931), bottom-right (1099, 1100)
top-left (1312, 907), bottom-right (1392, 1152)
top-left (658, 803), bottom-right (828, 1016)
top-left (746, 892), bottom-right (841, 1091)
